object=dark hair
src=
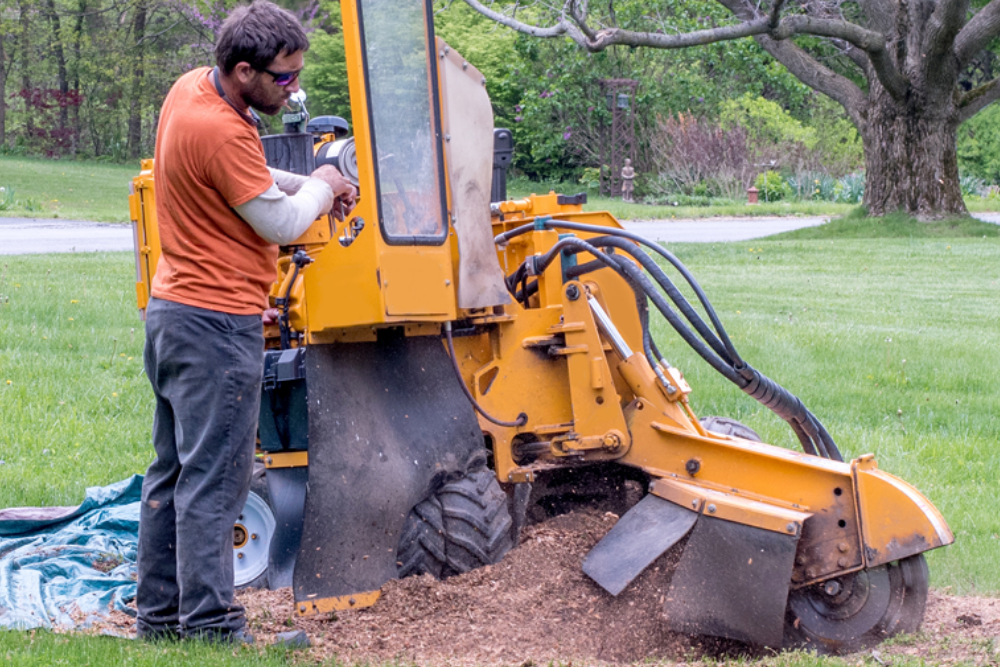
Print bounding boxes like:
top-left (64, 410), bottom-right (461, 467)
top-left (215, 0), bottom-right (309, 75)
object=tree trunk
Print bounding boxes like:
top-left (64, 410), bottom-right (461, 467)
top-left (862, 93), bottom-right (966, 219)
top-left (126, 1), bottom-right (147, 160)
top-left (18, 0), bottom-right (33, 140)
top-left (71, 0), bottom-right (86, 151)
top-left (43, 0), bottom-right (69, 130)
top-left (0, 30), bottom-right (7, 147)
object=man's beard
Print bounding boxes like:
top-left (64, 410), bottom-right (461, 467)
top-left (244, 82), bottom-right (285, 116)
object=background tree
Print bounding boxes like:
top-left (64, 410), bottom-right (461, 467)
top-left (463, 0), bottom-right (1000, 219)
top-left (426, 0), bottom-right (822, 184)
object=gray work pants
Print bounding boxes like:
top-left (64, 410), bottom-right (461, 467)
top-left (136, 297), bottom-right (264, 638)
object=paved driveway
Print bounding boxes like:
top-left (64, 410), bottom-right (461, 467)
top-left (0, 215), bottom-right (836, 254)
top-left (2, 213), bottom-right (999, 254)
top-left (0, 218), bottom-right (133, 255)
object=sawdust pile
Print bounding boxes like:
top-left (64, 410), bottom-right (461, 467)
top-left (240, 509), bottom-right (714, 665)
top-left (74, 510), bottom-right (1000, 666)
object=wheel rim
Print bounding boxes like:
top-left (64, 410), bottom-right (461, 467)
top-left (788, 566), bottom-right (892, 643)
top-left (233, 491), bottom-right (275, 587)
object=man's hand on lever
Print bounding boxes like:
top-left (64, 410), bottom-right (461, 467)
top-left (310, 164), bottom-right (357, 220)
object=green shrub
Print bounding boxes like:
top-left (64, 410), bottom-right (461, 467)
top-left (753, 170), bottom-right (791, 201)
top-left (0, 186), bottom-right (15, 211)
top-left (833, 172), bottom-right (865, 204)
top-left (720, 94), bottom-right (817, 149)
top-left (960, 173), bottom-right (987, 197)
top-left (787, 172), bottom-right (836, 200)
top-left (957, 103), bottom-right (1000, 184)
top-left (578, 166), bottom-right (602, 190)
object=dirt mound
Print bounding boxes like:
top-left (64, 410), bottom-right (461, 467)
top-left (241, 509), bottom-right (712, 665)
top-left (79, 509), bottom-right (1000, 666)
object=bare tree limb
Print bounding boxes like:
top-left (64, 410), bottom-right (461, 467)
top-left (567, 1), bottom-right (598, 41)
top-left (955, 0), bottom-right (1000, 67)
top-left (925, 0), bottom-right (970, 59)
top-left (463, 0), bottom-right (898, 112)
top-left (468, 0), bottom-right (907, 100)
top-left (858, 0), bottom-right (895, 35)
top-left (833, 38), bottom-right (875, 74)
top-left (460, 0), bottom-right (568, 38)
top-left (756, 34), bottom-right (868, 129)
top-left (559, 17), bottom-right (776, 52)
top-left (958, 75), bottom-right (1000, 122)
top-left (771, 16), bottom-right (907, 98)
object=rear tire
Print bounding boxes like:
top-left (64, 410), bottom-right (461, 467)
top-left (699, 416), bottom-right (762, 442)
top-left (397, 469), bottom-right (514, 579)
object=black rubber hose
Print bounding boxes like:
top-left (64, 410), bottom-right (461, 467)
top-left (443, 322), bottom-right (527, 428)
top-left (530, 237), bottom-right (729, 379)
top-left (514, 279), bottom-right (538, 304)
top-left (608, 253), bottom-right (840, 460)
top-left (570, 237), bottom-right (735, 365)
top-left (505, 232), bottom-right (842, 461)
top-left (497, 220), bottom-right (743, 366)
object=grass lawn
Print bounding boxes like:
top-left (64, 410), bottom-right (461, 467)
top-left (0, 217), bottom-right (998, 664)
top-left (0, 631), bottom-right (294, 666)
top-left (0, 156), bottom-right (138, 223)
top-left (650, 223), bottom-right (1000, 596)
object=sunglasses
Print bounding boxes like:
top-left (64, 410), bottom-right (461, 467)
top-left (259, 67), bottom-right (301, 87)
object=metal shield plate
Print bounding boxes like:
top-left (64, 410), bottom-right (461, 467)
top-left (665, 515), bottom-right (799, 648)
top-left (582, 493), bottom-right (698, 596)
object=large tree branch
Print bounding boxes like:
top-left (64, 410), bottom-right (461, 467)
top-left (958, 75), bottom-right (1000, 122)
top-left (858, 0), bottom-right (895, 35)
top-left (925, 0), bottom-right (970, 59)
top-left (955, 0), bottom-right (1000, 67)
top-left (770, 16), bottom-right (908, 98)
top-left (464, 0), bottom-right (896, 108)
top-left (756, 35), bottom-right (868, 129)
top-left (834, 38), bottom-right (876, 75)
top-left (561, 18), bottom-right (774, 51)
top-left (459, 0), bottom-right (568, 38)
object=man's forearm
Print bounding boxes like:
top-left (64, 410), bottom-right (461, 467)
top-left (268, 167), bottom-right (310, 195)
top-left (235, 177), bottom-right (334, 245)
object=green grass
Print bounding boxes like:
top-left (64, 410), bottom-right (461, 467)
top-left (652, 234), bottom-right (1000, 595)
top-left (772, 209), bottom-right (1000, 239)
top-left (2, 155), bottom-right (999, 227)
top-left (3, 239), bottom-right (998, 594)
top-left (0, 254), bottom-right (150, 507)
top-left (0, 156), bottom-right (138, 223)
top-left (0, 630), bottom-right (302, 665)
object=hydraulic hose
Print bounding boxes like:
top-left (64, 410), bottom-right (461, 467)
top-left (498, 220), bottom-right (743, 366)
top-left (443, 322), bottom-right (527, 428)
top-left (498, 222), bottom-right (842, 461)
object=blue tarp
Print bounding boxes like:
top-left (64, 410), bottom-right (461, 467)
top-left (0, 476), bottom-right (142, 630)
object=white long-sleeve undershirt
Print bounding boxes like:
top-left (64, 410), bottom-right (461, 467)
top-left (234, 168), bottom-right (334, 245)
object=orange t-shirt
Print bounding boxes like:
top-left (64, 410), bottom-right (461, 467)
top-left (150, 67), bottom-right (276, 314)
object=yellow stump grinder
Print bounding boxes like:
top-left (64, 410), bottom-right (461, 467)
top-left (129, 0), bottom-right (953, 654)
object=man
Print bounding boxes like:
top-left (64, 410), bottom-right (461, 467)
top-left (136, 0), bottom-right (356, 643)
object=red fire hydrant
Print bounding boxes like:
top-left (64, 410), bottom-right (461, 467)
top-left (747, 186), bottom-right (759, 205)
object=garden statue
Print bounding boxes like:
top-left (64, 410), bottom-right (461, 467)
top-left (621, 158), bottom-right (635, 202)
